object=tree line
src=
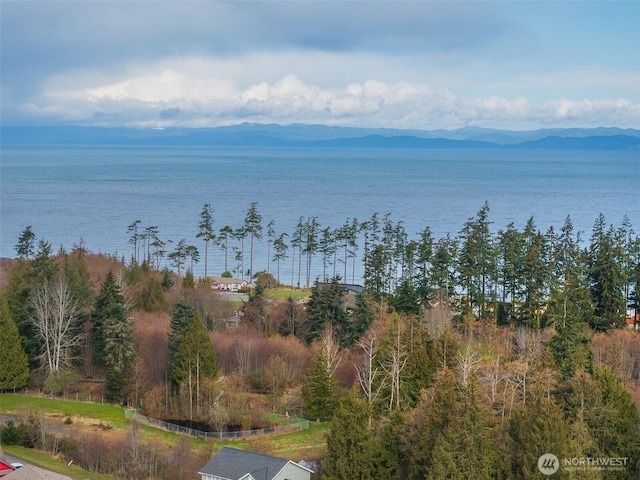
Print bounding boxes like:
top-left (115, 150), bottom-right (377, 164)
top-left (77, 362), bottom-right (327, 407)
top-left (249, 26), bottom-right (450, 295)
top-left (1, 202), bottom-right (639, 479)
top-left (111, 201), bottom-right (639, 331)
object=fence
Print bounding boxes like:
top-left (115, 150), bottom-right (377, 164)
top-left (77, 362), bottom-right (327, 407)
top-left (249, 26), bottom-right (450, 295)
top-left (125, 409), bottom-right (309, 440)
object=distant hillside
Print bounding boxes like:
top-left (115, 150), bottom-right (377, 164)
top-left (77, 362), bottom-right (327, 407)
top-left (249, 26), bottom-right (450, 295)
top-left (2, 124), bottom-right (639, 150)
top-left (515, 135), bottom-right (640, 150)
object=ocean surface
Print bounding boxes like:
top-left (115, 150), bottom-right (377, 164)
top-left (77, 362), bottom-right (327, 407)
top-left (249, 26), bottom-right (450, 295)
top-left (1, 146), bottom-right (638, 284)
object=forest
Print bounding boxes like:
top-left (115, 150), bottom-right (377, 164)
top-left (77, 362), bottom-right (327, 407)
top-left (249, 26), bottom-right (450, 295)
top-left (0, 202), bottom-right (639, 479)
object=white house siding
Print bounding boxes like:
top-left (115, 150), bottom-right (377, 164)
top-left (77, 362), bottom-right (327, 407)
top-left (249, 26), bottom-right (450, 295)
top-left (201, 474), bottom-right (227, 480)
top-left (274, 462), bottom-right (312, 480)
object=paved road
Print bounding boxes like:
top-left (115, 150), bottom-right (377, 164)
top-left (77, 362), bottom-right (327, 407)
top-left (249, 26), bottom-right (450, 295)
top-left (218, 291), bottom-right (248, 302)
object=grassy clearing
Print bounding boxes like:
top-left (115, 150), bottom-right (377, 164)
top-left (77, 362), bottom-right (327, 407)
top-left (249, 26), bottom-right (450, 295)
top-left (2, 445), bottom-right (117, 480)
top-left (131, 412), bottom-right (328, 460)
top-left (269, 420), bottom-right (329, 460)
top-left (0, 393), bottom-right (328, 462)
top-left (264, 287), bottom-right (310, 301)
top-left (0, 393), bottom-right (127, 428)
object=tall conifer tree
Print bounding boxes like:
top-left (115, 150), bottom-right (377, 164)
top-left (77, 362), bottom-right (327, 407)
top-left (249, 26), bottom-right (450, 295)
top-left (91, 270), bottom-right (126, 364)
top-left (0, 293), bottom-right (30, 390)
top-left (171, 313), bottom-right (217, 419)
top-left (302, 348), bottom-right (339, 420)
top-left (323, 386), bottom-right (376, 479)
top-left (168, 300), bottom-right (196, 370)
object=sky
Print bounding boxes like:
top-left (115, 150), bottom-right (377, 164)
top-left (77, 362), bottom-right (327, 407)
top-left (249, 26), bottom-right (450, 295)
top-left (1, 1), bottom-right (639, 131)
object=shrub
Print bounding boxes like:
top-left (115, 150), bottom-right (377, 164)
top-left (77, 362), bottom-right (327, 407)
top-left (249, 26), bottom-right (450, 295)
top-left (0, 420), bottom-right (33, 447)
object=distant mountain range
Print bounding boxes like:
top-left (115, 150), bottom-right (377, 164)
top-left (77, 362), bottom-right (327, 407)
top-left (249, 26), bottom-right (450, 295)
top-left (2, 124), bottom-right (639, 150)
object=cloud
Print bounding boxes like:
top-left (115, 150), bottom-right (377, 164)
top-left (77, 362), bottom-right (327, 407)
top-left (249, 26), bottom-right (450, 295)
top-left (25, 62), bottom-right (639, 130)
top-left (2, 1), bottom-right (638, 129)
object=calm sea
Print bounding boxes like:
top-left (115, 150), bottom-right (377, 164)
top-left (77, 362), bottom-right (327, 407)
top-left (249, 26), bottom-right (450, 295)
top-left (1, 146), bottom-right (638, 284)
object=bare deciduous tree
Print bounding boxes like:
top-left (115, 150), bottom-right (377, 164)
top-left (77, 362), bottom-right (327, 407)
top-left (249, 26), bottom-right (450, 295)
top-left (319, 324), bottom-right (342, 376)
top-left (29, 276), bottom-right (82, 379)
top-left (381, 323), bottom-right (408, 413)
top-left (355, 334), bottom-right (387, 407)
top-left (355, 334), bottom-right (387, 428)
top-left (456, 344), bottom-right (480, 388)
top-left (423, 303), bottom-right (453, 340)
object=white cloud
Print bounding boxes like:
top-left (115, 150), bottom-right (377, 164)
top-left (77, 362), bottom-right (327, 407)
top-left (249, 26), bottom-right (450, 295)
top-left (24, 54), bottom-right (640, 130)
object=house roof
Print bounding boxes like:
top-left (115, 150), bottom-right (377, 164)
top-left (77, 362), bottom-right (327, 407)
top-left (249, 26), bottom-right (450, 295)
top-left (199, 447), bottom-right (311, 480)
top-left (209, 276), bottom-right (247, 284)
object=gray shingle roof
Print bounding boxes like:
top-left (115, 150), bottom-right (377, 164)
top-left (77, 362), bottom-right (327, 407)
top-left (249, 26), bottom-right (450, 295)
top-left (199, 447), bottom-right (289, 480)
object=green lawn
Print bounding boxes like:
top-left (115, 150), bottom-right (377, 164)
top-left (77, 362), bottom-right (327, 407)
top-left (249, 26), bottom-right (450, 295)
top-left (264, 287), bottom-right (310, 301)
top-left (0, 392), bottom-right (328, 470)
top-left (269, 420), bottom-right (329, 459)
top-left (0, 393), bottom-right (128, 428)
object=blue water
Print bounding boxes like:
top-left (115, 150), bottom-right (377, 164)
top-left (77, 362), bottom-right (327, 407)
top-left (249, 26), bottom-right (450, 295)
top-left (1, 146), bottom-right (638, 284)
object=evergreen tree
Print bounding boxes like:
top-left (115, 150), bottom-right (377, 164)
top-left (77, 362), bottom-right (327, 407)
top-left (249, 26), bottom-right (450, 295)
top-left (103, 306), bottom-right (135, 402)
top-left (431, 234), bottom-right (457, 302)
top-left (0, 293), bottom-right (30, 390)
top-left (272, 232), bottom-right (289, 285)
top-left (589, 368), bottom-right (640, 479)
top-left (91, 270), bottom-right (126, 365)
top-left (347, 291), bottom-right (374, 346)
top-left (375, 408), bottom-right (405, 479)
top-left (302, 216), bottom-right (319, 288)
top-left (161, 267), bottom-right (174, 290)
top-left (171, 314), bottom-right (217, 419)
top-left (197, 203), bottom-right (215, 278)
top-left (509, 394), bottom-right (575, 479)
top-left (364, 243), bottom-right (391, 299)
top-left (547, 320), bottom-right (593, 380)
top-left (127, 220), bottom-right (142, 264)
top-left (496, 223), bottom-right (524, 310)
top-left (559, 368), bottom-right (639, 479)
top-left (457, 202), bottom-right (494, 319)
top-left (407, 368), bottom-right (460, 479)
top-left (391, 278), bottom-right (421, 315)
top-left (318, 226), bottom-right (335, 282)
top-left (262, 219), bottom-right (275, 286)
top-left (4, 260), bottom-right (40, 367)
top-left (218, 225), bottom-right (234, 275)
top-left (62, 248), bottom-right (93, 309)
top-left (305, 277), bottom-right (349, 346)
top-left (182, 269), bottom-right (195, 290)
top-left (521, 218), bottom-right (549, 328)
top-left (588, 220), bottom-right (626, 330)
top-left (567, 410), bottom-right (603, 480)
top-left (15, 226), bottom-right (36, 260)
top-left (242, 283), bottom-right (268, 333)
top-left (168, 300), bottom-right (196, 369)
top-left (400, 322), bottom-right (435, 409)
top-left (168, 239), bottom-right (188, 276)
top-left (302, 348), bottom-right (339, 420)
top-left (31, 240), bottom-right (58, 283)
top-left (142, 278), bottom-right (167, 312)
top-left (323, 386), bottom-right (376, 479)
top-left (415, 226), bottom-right (434, 297)
top-left (244, 201), bottom-right (263, 282)
top-left (428, 377), bottom-right (507, 480)
top-left (616, 215), bottom-right (636, 312)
